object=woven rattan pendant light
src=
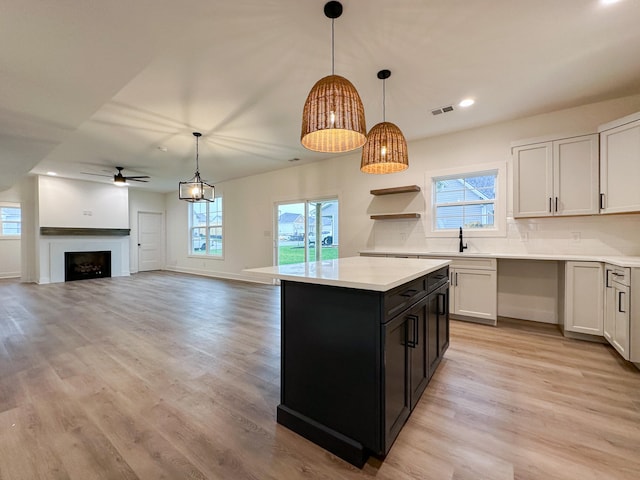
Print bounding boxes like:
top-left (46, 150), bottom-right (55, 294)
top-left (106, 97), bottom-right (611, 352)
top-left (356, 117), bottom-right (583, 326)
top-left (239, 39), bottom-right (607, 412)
top-left (301, 1), bottom-right (366, 153)
top-left (361, 70), bottom-right (408, 174)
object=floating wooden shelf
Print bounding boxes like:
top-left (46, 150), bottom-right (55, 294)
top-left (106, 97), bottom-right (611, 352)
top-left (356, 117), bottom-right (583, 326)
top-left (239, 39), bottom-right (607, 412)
top-left (370, 213), bottom-right (421, 220)
top-left (370, 185), bottom-right (421, 196)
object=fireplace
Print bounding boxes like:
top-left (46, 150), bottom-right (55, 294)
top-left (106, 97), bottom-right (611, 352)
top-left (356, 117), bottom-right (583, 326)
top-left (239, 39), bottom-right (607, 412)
top-left (64, 251), bottom-right (112, 281)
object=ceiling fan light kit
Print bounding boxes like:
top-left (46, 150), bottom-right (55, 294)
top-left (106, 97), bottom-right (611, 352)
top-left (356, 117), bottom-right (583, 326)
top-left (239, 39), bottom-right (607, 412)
top-left (361, 70), bottom-right (409, 174)
top-left (113, 166), bottom-right (151, 185)
top-left (300, 1), bottom-right (367, 153)
top-left (179, 132), bottom-right (215, 202)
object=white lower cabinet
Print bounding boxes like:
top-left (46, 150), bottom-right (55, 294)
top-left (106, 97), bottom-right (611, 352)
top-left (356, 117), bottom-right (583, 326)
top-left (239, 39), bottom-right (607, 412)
top-left (419, 257), bottom-right (497, 325)
top-left (604, 264), bottom-right (631, 360)
top-left (564, 261), bottom-right (603, 335)
top-left (450, 267), bottom-right (498, 324)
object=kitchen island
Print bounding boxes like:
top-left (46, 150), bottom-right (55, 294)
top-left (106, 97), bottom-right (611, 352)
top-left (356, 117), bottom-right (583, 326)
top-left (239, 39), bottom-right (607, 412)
top-left (245, 256), bottom-right (450, 467)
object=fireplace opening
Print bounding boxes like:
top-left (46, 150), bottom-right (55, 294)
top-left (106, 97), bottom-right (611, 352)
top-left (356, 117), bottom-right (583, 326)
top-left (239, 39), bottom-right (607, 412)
top-left (64, 251), bottom-right (112, 282)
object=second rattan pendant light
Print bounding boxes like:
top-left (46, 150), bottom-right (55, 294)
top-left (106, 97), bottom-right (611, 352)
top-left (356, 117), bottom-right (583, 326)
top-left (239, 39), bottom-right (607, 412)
top-left (361, 70), bottom-right (409, 174)
top-left (301, 1), bottom-right (366, 153)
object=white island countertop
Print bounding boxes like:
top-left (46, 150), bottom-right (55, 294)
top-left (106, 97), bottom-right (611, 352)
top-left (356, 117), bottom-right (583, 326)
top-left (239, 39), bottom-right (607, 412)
top-left (244, 256), bottom-right (450, 292)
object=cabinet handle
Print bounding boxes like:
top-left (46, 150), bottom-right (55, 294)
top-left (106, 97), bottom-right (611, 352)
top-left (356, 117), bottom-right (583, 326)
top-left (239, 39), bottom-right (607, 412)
top-left (438, 293), bottom-right (446, 315)
top-left (549, 197), bottom-right (552, 213)
top-left (600, 193), bottom-right (605, 210)
top-left (618, 292), bottom-right (626, 313)
top-left (406, 314), bottom-right (419, 348)
top-left (605, 269), bottom-right (612, 288)
top-left (555, 197), bottom-right (558, 212)
top-left (455, 272), bottom-right (458, 286)
top-left (400, 288), bottom-right (419, 298)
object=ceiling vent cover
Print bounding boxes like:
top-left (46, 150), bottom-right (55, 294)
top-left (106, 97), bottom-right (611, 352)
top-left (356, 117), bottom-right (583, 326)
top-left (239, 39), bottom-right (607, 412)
top-left (431, 105), bottom-right (454, 116)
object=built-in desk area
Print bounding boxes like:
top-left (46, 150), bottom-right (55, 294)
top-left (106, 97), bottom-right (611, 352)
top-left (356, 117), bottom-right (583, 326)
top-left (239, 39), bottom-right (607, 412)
top-left (361, 250), bottom-right (640, 367)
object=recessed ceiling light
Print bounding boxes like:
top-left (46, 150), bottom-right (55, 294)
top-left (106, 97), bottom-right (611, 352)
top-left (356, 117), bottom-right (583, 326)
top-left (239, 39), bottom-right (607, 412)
top-left (459, 98), bottom-right (475, 108)
top-left (600, 0), bottom-right (621, 5)
top-left (46, 171), bottom-right (57, 176)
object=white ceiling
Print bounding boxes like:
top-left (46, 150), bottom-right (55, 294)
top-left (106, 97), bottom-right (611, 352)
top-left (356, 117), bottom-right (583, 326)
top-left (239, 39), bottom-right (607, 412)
top-left (2, 0), bottom-right (640, 193)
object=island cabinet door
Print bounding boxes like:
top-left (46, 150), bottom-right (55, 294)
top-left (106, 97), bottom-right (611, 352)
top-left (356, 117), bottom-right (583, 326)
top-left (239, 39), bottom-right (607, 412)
top-left (409, 299), bottom-right (429, 410)
top-left (383, 313), bottom-right (410, 454)
top-left (437, 284), bottom-right (450, 360)
top-left (427, 292), bottom-right (439, 377)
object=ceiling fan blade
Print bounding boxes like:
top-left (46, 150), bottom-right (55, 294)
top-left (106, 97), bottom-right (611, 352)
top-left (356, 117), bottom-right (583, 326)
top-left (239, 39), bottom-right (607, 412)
top-left (127, 178), bottom-right (149, 182)
top-left (81, 172), bottom-right (112, 178)
top-left (125, 175), bottom-right (150, 179)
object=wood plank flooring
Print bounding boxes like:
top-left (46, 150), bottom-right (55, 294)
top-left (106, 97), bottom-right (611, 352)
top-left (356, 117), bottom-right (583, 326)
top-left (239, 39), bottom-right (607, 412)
top-left (1, 272), bottom-right (639, 479)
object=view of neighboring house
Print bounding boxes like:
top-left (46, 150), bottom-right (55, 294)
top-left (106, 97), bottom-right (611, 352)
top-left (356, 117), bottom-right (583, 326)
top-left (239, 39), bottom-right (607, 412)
top-left (435, 174), bottom-right (496, 230)
top-left (277, 212), bottom-right (305, 239)
top-left (278, 201), bottom-right (339, 246)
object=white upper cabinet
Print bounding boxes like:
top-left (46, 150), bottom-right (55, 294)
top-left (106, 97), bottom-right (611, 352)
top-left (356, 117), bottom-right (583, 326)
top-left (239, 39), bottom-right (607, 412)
top-left (513, 142), bottom-right (553, 217)
top-left (599, 112), bottom-right (640, 214)
top-left (512, 134), bottom-right (599, 218)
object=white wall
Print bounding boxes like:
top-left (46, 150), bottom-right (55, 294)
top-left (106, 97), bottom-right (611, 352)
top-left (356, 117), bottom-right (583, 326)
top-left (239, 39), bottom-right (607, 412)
top-left (38, 176), bottom-right (129, 228)
top-left (0, 236), bottom-right (20, 278)
top-left (128, 189), bottom-right (166, 273)
top-left (165, 93), bottom-right (640, 323)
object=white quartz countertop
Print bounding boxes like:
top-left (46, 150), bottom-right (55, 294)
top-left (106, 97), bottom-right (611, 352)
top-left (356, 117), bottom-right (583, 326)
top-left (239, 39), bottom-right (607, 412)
top-left (244, 256), bottom-right (450, 292)
top-left (359, 250), bottom-right (640, 268)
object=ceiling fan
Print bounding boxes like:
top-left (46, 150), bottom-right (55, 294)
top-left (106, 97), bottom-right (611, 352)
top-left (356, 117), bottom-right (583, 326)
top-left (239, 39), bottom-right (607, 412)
top-left (82, 166), bottom-right (150, 185)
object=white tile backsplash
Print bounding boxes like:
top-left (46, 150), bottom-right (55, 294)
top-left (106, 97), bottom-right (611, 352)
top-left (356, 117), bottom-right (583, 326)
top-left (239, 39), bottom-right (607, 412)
top-left (372, 214), bottom-right (640, 255)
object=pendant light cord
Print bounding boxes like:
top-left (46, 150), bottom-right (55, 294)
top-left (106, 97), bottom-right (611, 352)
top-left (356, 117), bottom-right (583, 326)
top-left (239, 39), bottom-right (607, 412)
top-left (195, 135), bottom-right (200, 174)
top-left (382, 78), bottom-right (386, 122)
top-left (331, 18), bottom-right (335, 75)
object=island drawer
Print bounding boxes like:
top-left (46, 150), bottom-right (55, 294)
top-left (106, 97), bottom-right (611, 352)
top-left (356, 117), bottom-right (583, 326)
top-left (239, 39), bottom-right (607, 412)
top-left (383, 276), bottom-right (426, 322)
top-left (427, 267), bottom-right (449, 293)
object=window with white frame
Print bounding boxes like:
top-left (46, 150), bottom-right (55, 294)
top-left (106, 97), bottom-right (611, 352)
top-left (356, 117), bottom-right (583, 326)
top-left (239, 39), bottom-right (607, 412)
top-left (426, 162), bottom-right (506, 237)
top-left (0, 204), bottom-right (21, 237)
top-left (189, 197), bottom-right (223, 256)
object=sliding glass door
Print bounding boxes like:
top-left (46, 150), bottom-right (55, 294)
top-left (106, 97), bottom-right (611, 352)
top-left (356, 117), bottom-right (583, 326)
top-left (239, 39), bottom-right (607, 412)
top-left (275, 198), bottom-right (339, 265)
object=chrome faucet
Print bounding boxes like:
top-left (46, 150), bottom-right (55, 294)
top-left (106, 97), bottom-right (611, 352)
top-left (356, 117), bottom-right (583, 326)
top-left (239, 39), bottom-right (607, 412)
top-left (459, 227), bottom-right (468, 253)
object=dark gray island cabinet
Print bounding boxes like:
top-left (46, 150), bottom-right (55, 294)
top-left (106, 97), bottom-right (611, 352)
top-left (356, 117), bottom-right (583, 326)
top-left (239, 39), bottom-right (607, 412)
top-left (245, 256), bottom-right (450, 467)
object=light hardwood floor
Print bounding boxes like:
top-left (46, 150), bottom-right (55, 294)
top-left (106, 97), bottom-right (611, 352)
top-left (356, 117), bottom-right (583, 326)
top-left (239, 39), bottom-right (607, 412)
top-left (1, 272), bottom-right (639, 479)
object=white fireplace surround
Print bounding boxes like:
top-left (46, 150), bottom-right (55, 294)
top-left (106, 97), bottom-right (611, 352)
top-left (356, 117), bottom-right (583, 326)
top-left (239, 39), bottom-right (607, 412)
top-left (41, 237), bottom-right (129, 284)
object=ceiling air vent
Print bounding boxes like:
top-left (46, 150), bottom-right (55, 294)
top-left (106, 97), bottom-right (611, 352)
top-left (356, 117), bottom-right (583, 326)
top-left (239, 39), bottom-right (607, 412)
top-left (431, 105), bottom-right (454, 116)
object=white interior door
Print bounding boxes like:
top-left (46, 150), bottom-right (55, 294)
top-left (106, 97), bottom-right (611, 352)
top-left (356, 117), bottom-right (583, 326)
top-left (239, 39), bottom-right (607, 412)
top-left (138, 212), bottom-right (163, 271)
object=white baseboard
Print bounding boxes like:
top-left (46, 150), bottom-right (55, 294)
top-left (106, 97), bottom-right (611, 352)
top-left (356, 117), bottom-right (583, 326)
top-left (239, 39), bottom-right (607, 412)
top-left (498, 305), bottom-right (557, 324)
top-left (0, 271), bottom-right (20, 279)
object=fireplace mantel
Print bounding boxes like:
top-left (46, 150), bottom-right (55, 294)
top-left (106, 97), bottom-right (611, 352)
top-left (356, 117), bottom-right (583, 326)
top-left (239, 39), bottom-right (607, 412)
top-left (40, 227), bottom-right (130, 236)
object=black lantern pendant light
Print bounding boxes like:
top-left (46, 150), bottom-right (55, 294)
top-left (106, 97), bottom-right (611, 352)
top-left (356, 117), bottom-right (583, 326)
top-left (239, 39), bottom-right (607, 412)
top-left (301, 1), bottom-right (367, 153)
top-left (361, 69), bottom-right (409, 174)
top-left (179, 132), bottom-right (215, 202)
